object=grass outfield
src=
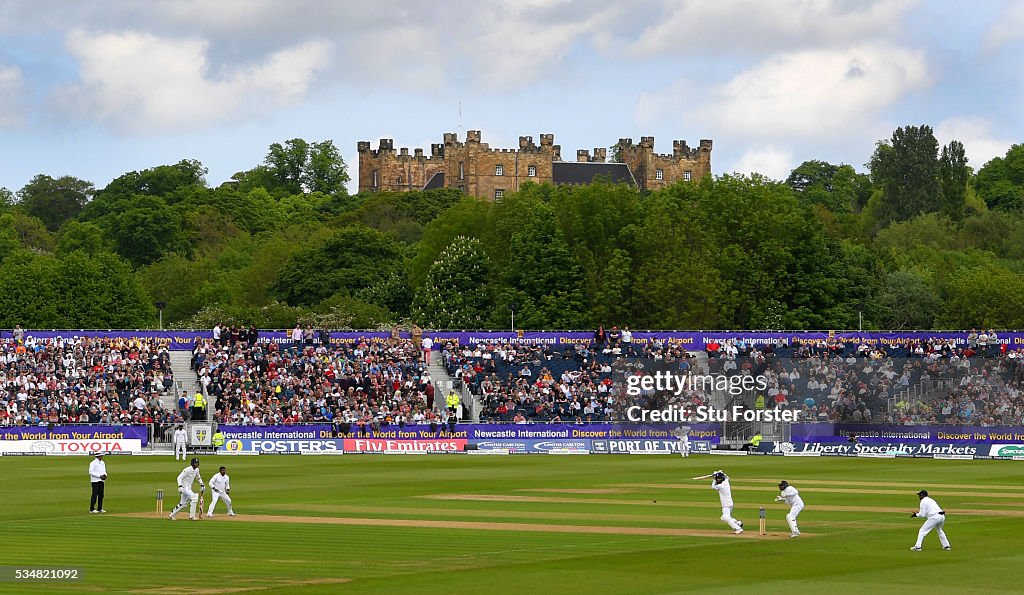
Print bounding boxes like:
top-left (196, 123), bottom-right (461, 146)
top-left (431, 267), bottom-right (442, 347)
top-left (3, 454), bottom-right (1023, 594)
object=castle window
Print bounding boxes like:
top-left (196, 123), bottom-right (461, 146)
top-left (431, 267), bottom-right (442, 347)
top-left (372, 169), bottom-right (379, 189)
top-left (494, 189), bottom-right (504, 200)
top-left (459, 161), bottom-right (465, 180)
top-left (684, 170), bottom-right (692, 182)
top-left (655, 169), bottom-right (664, 180)
top-left (528, 165), bottom-right (537, 177)
top-left (495, 164), bottom-right (504, 176)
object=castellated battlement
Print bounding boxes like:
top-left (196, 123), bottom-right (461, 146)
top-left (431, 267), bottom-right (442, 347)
top-left (358, 130), bottom-right (711, 197)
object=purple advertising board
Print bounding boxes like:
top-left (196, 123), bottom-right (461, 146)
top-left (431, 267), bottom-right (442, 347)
top-left (8, 329), bottom-right (1024, 351)
top-left (0, 425), bottom-right (149, 446)
top-left (790, 423), bottom-right (1024, 445)
top-left (218, 423), bottom-right (721, 443)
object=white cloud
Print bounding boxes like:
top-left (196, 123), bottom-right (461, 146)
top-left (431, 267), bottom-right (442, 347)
top-left (0, 64), bottom-right (25, 127)
top-left (54, 29), bottom-right (331, 134)
top-left (730, 146), bottom-right (794, 180)
top-left (698, 44), bottom-right (930, 138)
top-left (934, 116), bottom-right (1014, 169)
top-left (983, 2), bottom-right (1024, 50)
top-left (463, 1), bottom-right (622, 89)
top-left (627, 0), bottom-right (917, 56)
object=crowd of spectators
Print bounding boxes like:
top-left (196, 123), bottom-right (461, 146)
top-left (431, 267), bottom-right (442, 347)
top-left (0, 334), bottom-right (177, 433)
top-left (442, 330), bottom-right (712, 424)
top-left (4, 324), bottom-right (1023, 430)
top-left (198, 329), bottom-right (448, 432)
top-left (708, 336), bottom-right (1024, 425)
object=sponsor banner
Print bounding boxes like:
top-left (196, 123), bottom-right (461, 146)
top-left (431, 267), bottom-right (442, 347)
top-left (760, 441), bottom-right (984, 457)
top-left (473, 439), bottom-right (593, 454)
top-left (790, 424), bottom-right (1024, 445)
top-left (988, 444), bottom-right (1024, 457)
top-left (221, 438), bottom-right (344, 454)
top-left (17, 329), bottom-right (1020, 351)
top-left (590, 439), bottom-right (685, 454)
top-left (933, 454), bottom-right (975, 460)
top-left (691, 441), bottom-right (712, 454)
top-left (0, 425), bottom-right (149, 446)
top-left (0, 439), bottom-right (142, 454)
top-left (708, 450), bottom-right (748, 456)
top-left (343, 439), bottom-right (467, 453)
top-left (218, 423), bottom-right (721, 443)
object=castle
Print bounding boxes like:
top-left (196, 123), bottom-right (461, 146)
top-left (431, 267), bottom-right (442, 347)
top-left (357, 131), bottom-right (712, 199)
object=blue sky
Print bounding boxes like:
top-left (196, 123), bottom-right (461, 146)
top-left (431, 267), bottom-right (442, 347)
top-left (1, 0), bottom-right (1022, 194)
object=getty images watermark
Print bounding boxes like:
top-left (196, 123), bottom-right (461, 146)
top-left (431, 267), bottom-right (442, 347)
top-left (624, 371), bottom-right (800, 423)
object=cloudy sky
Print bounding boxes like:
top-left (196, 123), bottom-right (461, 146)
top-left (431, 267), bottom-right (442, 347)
top-left (1, 0), bottom-right (1022, 193)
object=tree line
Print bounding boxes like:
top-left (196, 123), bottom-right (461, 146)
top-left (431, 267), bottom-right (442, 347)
top-left (1, 126), bottom-right (1023, 331)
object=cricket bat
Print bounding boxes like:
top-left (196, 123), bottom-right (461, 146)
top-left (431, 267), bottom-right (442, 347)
top-left (691, 470), bottom-right (722, 480)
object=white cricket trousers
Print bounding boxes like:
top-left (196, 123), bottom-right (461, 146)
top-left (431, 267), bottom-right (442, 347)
top-left (679, 439), bottom-right (689, 457)
top-left (207, 490), bottom-right (234, 516)
top-left (174, 441), bottom-right (186, 460)
top-left (721, 506), bottom-right (742, 531)
top-left (170, 487), bottom-right (199, 518)
top-left (915, 513), bottom-right (950, 548)
top-left (787, 502), bottom-right (804, 534)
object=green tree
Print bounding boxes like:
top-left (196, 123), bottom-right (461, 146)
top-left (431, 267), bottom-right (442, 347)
top-left (409, 197), bottom-right (492, 286)
top-left (940, 265), bottom-right (1024, 328)
top-left (99, 160), bottom-right (207, 205)
top-left (488, 199), bottom-right (588, 329)
top-left (0, 251), bottom-right (61, 326)
top-left (939, 140), bottom-right (969, 220)
top-left (0, 187), bottom-right (14, 209)
top-left (107, 195), bottom-right (190, 266)
top-left (17, 174), bottom-right (95, 231)
top-left (413, 236), bottom-right (491, 328)
top-left (631, 192), bottom-right (723, 328)
top-left (56, 251), bottom-right (155, 327)
top-left (871, 270), bottom-right (940, 329)
top-left (270, 225), bottom-right (404, 307)
top-left (869, 125), bottom-right (942, 223)
top-left (56, 220), bottom-right (111, 256)
top-left (974, 144), bottom-right (1024, 211)
top-left (5, 212), bottom-right (54, 253)
top-left (786, 160), bottom-right (871, 214)
top-left (264, 138), bottom-right (349, 196)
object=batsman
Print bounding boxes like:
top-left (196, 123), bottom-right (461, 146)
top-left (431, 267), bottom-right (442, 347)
top-left (168, 458), bottom-right (206, 521)
top-left (775, 480), bottom-right (804, 538)
top-left (694, 470), bottom-right (744, 534)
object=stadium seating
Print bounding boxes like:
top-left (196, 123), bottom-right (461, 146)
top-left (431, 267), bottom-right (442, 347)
top-left (0, 336), bottom-right (174, 428)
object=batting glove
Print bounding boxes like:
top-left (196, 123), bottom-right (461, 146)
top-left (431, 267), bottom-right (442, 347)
top-left (909, 512), bottom-right (916, 517)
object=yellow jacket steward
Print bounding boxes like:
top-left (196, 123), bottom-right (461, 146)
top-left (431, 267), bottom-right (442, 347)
top-left (193, 393), bottom-right (205, 408)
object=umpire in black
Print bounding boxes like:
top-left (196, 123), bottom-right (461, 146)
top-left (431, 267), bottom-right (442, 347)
top-left (88, 452), bottom-right (108, 513)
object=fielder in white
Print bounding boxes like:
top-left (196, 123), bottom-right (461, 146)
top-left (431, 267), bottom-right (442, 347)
top-left (775, 480), bottom-right (804, 538)
top-left (172, 425), bottom-right (187, 461)
top-left (910, 490), bottom-right (950, 551)
top-left (207, 466), bottom-right (236, 517)
top-left (168, 458), bottom-right (205, 521)
top-left (712, 471), bottom-right (744, 534)
top-left (675, 425), bottom-right (690, 457)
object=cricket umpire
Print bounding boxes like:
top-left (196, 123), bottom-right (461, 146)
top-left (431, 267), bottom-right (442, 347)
top-left (88, 452), bottom-right (107, 513)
